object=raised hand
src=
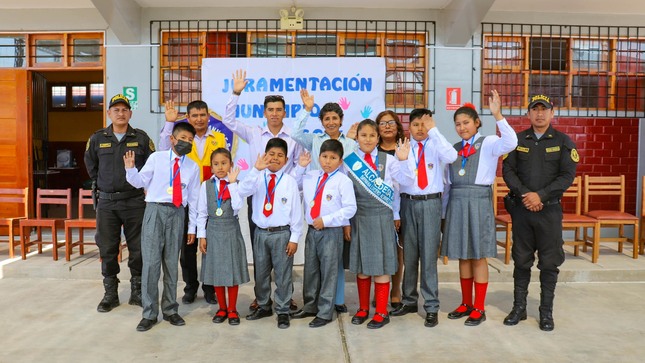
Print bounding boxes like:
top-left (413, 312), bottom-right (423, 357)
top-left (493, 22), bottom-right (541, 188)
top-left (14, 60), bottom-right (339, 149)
top-left (254, 153), bottom-right (271, 171)
top-left (346, 122), bottom-right (359, 140)
top-left (395, 138), bottom-right (411, 160)
top-left (227, 166), bottom-right (240, 183)
top-left (338, 97), bottom-right (350, 110)
top-left (123, 150), bottom-right (136, 169)
top-left (361, 105), bottom-right (373, 118)
top-left (300, 89), bottom-right (315, 112)
top-left (489, 89), bottom-right (503, 121)
top-left (164, 100), bottom-right (178, 123)
top-left (232, 69), bottom-right (249, 94)
top-left (298, 150), bottom-right (312, 168)
top-left (422, 113), bottom-right (436, 130)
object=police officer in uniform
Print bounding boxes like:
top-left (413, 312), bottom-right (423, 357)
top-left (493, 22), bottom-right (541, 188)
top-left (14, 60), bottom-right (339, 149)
top-left (501, 94), bottom-right (578, 331)
top-left (84, 94), bottom-right (155, 313)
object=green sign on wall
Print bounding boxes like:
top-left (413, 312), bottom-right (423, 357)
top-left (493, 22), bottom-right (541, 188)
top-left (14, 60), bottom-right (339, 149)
top-left (123, 86), bottom-right (138, 110)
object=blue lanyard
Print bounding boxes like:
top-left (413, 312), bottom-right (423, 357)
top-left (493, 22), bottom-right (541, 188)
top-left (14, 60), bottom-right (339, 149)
top-left (169, 151), bottom-right (185, 188)
top-left (312, 169), bottom-right (339, 204)
top-left (213, 178), bottom-right (229, 211)
top-left (413, 139), bottom-right (429, 172)
top-left (460, 135), bottom-right (475, 170)
top-left (264, 171), bottom-right (285, 203)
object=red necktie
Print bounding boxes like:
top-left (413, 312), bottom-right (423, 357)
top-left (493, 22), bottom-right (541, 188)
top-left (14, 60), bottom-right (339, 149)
top-left (219, 179), bottom-right (231, 200)
top-left (458, 143), bottom-right (476, 158)
top-left (310, 172), bottom-right (328, 220)
top-left (263, 173), bottom-right (276, 217)
top-left (417, 142), bottom-right (428, 189)
top-left (172, 157), bottom-right (182, 207)
top-left (364, 153), bottom-right (377, 170)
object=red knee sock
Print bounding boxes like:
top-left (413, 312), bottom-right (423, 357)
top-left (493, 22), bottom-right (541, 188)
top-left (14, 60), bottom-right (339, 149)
top-left (214, 286), bottom-right (227, 314)
top-left (457, 277), bottom-right (474, 312)
top-left (471, 282), bottom-right (488, 318)
top-left (356, 276), bottom-right (372, 317)
top-left (373, 281), bottom-right (390, 322)
top-left (227, 285), bottom-right (239, 317)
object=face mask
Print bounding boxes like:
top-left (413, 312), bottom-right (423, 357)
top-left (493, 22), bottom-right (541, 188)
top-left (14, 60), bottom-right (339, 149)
top-left (174, 139), bottom-right (193, 156)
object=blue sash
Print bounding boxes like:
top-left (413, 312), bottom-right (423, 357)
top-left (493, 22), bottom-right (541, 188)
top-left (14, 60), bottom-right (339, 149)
top-left (344, 151), bottom-right (394, 210)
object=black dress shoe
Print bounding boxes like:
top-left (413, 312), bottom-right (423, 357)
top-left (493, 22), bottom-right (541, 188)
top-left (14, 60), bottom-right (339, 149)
top-left (390, 302), bottom-right (403, 310)
top-left (447, 304), bottom-right (473, 319)
top-left (367, 313), bottom-right (390, 329)
top-left (334, 304), bottom-right (348, 313)
top-left (163, 313), bottom-right (186, 326)
top-left (136, 318), bottom-right (157, 332)
top-left (228, 311), bottom-right (240, 326)
top-left (289, 299), bottom-right (298, 311)
top-left (309, 317), bottom-right (331, 328)
top-left (539, 315), bottom-right (555, 331)
top-left (424, 312), bottom-right (438, 327)
top-left (351, 309), bottom-right (369, 325)
top-left (182, 292), bottom-right (196, 304)
top-left (290, 309), bottom-right (317, 319)
top-left (212, 309), bottom-right (227, 324)
top-left (464, 308), bottom-right (486, 326)
top-left (204, 291), bottom-right (217, 305)
top-left (390, 304), bottom-right (418, 317)
top-left (246, 308), bottom-right (273, 320)
top-left (503, 307), bottom-right (527, 326)
top-left (277, 314), bottom-right (290, 329)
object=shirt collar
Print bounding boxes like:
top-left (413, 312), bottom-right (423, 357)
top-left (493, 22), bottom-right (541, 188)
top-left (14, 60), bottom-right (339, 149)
top-left (261, 123), bottom-right (290, 137)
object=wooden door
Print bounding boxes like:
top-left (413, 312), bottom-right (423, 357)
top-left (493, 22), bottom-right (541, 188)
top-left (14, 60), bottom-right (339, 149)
top-left (0, 70), bottom-right (31, 219)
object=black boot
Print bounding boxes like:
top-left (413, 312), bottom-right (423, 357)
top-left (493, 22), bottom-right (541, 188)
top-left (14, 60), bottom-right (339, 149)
top-left (504, 270), bottom-right (529, 326)
top-left (503, 289), bottom-right (528, 326)
top-left (97, 277), bottom-right (120, 313)
top-left (539, 275), bottom-right (557, 331)
top-left (129, 276), bottom-right (142, 307)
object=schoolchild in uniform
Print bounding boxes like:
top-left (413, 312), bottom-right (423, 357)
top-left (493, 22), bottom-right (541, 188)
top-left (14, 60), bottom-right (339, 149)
top-left (441, 91), bottom-right (518, 326)
top-left (290, 139), bottom-right (357, 327)
top-left (345, 119), bottom-right (414, 329)
top-left (196, 148), bottom-right (249, 326)
top-left (390, 109), bottom-right (458, 328)
top-left (237, 138), bottom-right (303, 329)
top-left (124, 122), bottom-right (201, 332)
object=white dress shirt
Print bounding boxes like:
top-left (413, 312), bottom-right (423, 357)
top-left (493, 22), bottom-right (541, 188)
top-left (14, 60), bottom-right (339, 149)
top-left (125, 149), bottom-right (201, 233)
top-left (237, 167), bottom-right (303, 243)
top-left (223, 94), bottom-right (304, 173)
top-left (354, 148), bottom-right (415, 220)
top-left (400, 127), bottom-right (459, 195)
top-left (292, 166), bottom-right (357, 227)
top-left (196, 176), bottom-right (243, 239)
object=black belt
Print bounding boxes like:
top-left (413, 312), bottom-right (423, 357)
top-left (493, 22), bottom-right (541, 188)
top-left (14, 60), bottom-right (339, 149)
top-left (99, 189), bottom-right (143, 201)
top-left (153, 202), bottom-right (182, 208)
top-left (401, 192), bottom-right (441, 200)
top-left (257, 225), bottom-right (290, 232)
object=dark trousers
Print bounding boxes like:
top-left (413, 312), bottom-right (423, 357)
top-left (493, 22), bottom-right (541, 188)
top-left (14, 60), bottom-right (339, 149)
top-left (179, 207), bottom-right (213, 296)
top-left (96, 206), bottom-right (144, 278)
top-left (510, 203), bottom-right (565, 286)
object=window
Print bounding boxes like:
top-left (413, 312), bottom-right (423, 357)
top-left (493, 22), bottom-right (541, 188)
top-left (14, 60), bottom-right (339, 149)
top-left (0, 35), bottom-right (25, 68)
top-left (480, 23), bottom-right (645, 115)
top-left (49, 83), bottom-right (104, 111)
top-left (154, 20), bottom-right (433, 112)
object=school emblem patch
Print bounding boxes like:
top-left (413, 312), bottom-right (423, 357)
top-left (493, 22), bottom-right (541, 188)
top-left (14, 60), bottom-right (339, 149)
top-left (427, 163), bottom-right (434, 170)
top-left (281, 197), bottom-right (287, 205)
top-left (326, 194), bottom-right (333, 201)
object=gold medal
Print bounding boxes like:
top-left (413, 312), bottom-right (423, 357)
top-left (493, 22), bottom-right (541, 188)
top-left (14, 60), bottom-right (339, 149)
top-left (458, 169), bottom-right (466, 176)
top-left (167, 187), bottom-right (173, 195)
top-left (264, 203), bottom-right (272, 211)
top-left (375, 178), bottom-right (383, 186)
top-left (215, 208), bottom-right (223, 217)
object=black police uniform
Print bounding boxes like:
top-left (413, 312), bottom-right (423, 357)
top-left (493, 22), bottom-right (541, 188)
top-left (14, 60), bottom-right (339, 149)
top-left (502, 124), bottom-right (578, 323)
top-left (84, 124), bottom-right (155, 279)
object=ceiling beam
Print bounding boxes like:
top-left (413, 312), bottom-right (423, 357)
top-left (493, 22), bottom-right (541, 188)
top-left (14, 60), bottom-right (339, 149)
top-left (440, 0), bottom-right (495, 46)
top-left (91, 0), bottom-right (141, 44)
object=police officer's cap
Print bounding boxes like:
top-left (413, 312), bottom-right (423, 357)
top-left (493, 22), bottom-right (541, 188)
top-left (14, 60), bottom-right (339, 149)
top-left (108, 94), bottom-right (131, 109)
top-left (528, 94), bottom-right (553, 110)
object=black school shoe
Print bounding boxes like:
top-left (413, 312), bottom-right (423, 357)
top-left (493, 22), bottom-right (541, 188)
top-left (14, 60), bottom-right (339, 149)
top-left (447, 304), bottom-right (473, 319)
top-left (464, 308), bottom-right (486, 326)
top-left (309, 317), bottom-right (331, 328)
top-left (277, 314), bottom-right (290, 329)
top-left (246, 308), bottom-right (273, 320)
top-left (334, 304), bottom-right (348, 313)
top-left (366, 313), bottom-right (390, 329)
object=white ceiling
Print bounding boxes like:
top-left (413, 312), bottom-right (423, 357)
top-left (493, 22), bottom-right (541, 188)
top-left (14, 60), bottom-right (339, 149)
top-left (3, 0), bottom-right (645, 14)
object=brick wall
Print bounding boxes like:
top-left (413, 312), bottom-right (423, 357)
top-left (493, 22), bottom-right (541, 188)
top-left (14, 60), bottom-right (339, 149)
top-left (500, 116), bottom-right (640, 215)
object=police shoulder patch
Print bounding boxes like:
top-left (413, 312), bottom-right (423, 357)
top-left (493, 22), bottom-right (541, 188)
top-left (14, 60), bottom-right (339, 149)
top-left (85, 138), bottom-right (91, 151)
top-left (570, 148), bottom-right (580, 163)
top-left (502, 153), bottom-right (509, 160)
